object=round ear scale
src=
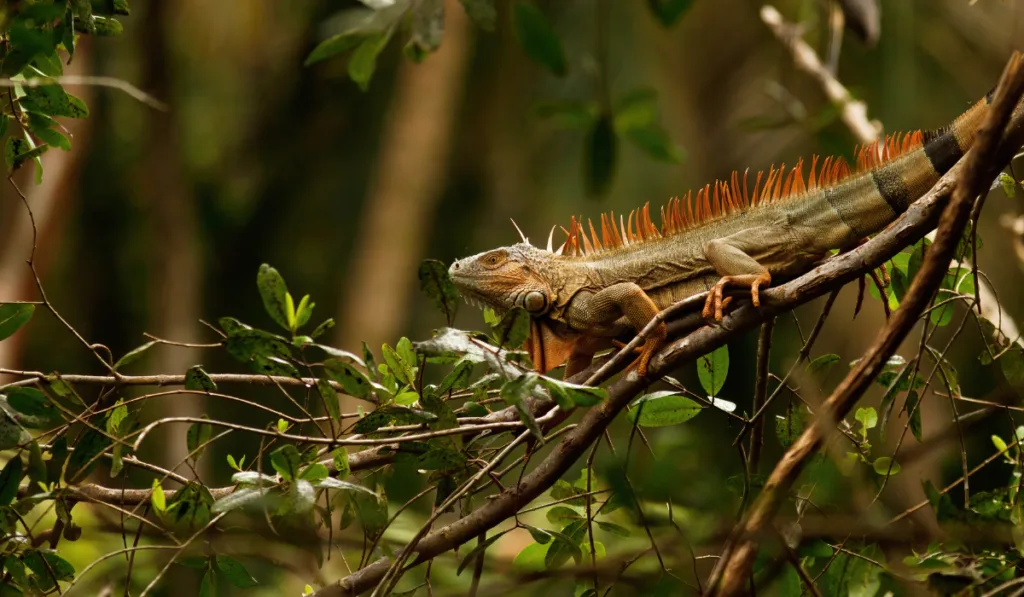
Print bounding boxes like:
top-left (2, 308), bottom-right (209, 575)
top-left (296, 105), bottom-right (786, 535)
top-left (524, 290), bottom-right (548, 314)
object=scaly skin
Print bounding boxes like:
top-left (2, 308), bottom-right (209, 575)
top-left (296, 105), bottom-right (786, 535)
top-left (449, 87), bottom-right (1024, 379)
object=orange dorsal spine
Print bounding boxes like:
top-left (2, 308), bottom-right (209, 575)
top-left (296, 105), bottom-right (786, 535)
top-left (555, 129), bottom-right (925, 257)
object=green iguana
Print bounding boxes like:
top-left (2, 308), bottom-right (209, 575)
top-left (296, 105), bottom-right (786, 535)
top-left (449, 84), bottom-right (1021, 379)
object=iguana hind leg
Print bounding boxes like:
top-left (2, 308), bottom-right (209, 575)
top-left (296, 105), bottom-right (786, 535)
top-left (701, 235), bottom-right (773, 322)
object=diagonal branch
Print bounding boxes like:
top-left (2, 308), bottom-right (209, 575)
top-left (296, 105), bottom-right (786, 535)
top-left (312, 56), bottom-right (1024, 593)
top-left (704, 51), bottom-right (1024, 597)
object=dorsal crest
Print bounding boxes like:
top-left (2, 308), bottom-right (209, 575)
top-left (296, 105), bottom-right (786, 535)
top-left (557, 130), bottom-right (924, 257)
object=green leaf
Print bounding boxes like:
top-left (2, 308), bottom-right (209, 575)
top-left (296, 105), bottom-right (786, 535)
top-left (3, 137), bottom-right (47, 173)
top-left (512, 1), bottom-right (567, 76)
top-left (105, 399), bottom-right (128, 435)
top-left (270, 445), bottom-right (301, 481)
top-left (855, 407), bottom-right (878, 432)
top-left (6, 387), bottom-right (58, 427)
top-left (83, 15), bottom-right (124, 36)
top-left (437, 358), bottom-right (474, 394)
top-left (185, 365), bottom-right (218, 392)
top-left (65, 428), bottom-right (111, 480)
top-left (459, 0), bottom-right (497, 30)
top-left (539, 377), bottom-right (606, 408)
top-left (311, 318), bottom-right (335, 339)
top-left (178, 557), bottom-right (208, 570)
top-left (313, 379), bottom-right (341, 424)
top-left (625, 125), bottom-right (683, 163)
top-left (352, 489), bottom-right (389, 536)
top-left (22, 550), bottom-right (74, 581)
top-left (314, 477), bottom-right (377, 495)
top-left (545, 520), bottom-right (586, 569)
top-left (806, 353), bottom-right (840, 378)
top-left (546, 505), bottom-right (582, 524)
top-left (872, 456), bottom-right (901, 476)
top-left (211, 487), bottom-right (264, 514)
top-left (333, 446), bottom-right (350, 479)
top-left (221, 323), bottom-right (298, 377)
top-left (775, 403), bottom-right (805, 448)
top-left (536, 100), bottom-right (598, 130)
top-left (26, 112), bottom-right (70, 151)
top-left (151, 479), bottom-right (166, 512)
top-left (216, 556), bottom-right (257, 588)
top-left (906, 390), bottom-right (922, 442)
top-left (646, 0), bottom-right (695, 27)
top-left (457, 530), bottom-right (510, 575)
top-left (697, 345), bottom-right (729, 396)
top-left (406, 0), bottom-right (444, 61)
top-left (585, 114), bottom-right (617, 196)
top-left (186, 416), bottom-right (213, 462)
top-left (394, 391), bottom-right (419, 406)
top-left (513, 541), bottom-right (551, 572)
top-left (613, 88), bottom-right (658, 130)
top-left (0, 411), bottom-right (26, 451)
top-left (349, 32), bottom-right (393, 91)
top-left (21, 85), bottom-right (89, 118)
top-left (491, 306), bottom-right (531, 349)
top-left (113, 340), bottom-right (157, 371)
top-left (397, 336), bottom-right (417, 369)
top-left (305, 32), bottom-right (371, 66)
top-left (500, 373), bottom-right (544, 441)
top-left (1000, 172), bottom-right (1017, 197)
top-left (462, 401), bottom-right (489, 417)
top-left (257, 264), bottom-right (290, 331)
top-left (382, 342), bottom-right (412, 385)
top-left (596, 521), bottom-right (630, 537)
top-left (352, 405), bottom-right (436, 433)
top-left (294, 295), bottom-right (314, 329)
top-left (627, 391), bottom-right (702, 427)
top-left (27, 440), bottom-right (46, 491)
top-left (0, 455), bottom-right (23, 506)
top-left (200, 569), bottom-right (215, 597)
top-left (0, 304), bottom-right (34, 341)
top-left (1002, 348), bottom-right (1024, 387)
top-left (323, 359), bottom-right (375, 402)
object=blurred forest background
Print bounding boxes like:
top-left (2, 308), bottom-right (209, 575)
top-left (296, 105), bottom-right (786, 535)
top-left (4, 0), bottom-right (1024, 595)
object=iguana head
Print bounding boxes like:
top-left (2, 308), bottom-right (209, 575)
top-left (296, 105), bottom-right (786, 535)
top-left (450, 241), bottom-right (582, 374)
top-left (448, 243), bottom-right (556, 316)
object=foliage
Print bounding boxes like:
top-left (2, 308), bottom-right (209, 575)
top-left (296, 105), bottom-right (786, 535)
top-left (0, 0), bottom-right (127, 183)
top-left (1, 1), bottom-right (1023, 596)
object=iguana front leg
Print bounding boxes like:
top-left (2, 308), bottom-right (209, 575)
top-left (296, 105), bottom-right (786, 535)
top-left (702, 231), bottom-right (773, 322)
top-left (569, 283), bottom-right (667, 376)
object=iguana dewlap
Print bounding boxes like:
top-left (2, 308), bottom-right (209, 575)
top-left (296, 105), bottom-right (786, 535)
top-left (449, 86), bottom-right (1024, 379)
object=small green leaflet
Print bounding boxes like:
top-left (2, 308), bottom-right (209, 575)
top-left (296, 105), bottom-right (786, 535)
top-left (185, 365), bottom-right (217, 392)
top-left (512, 1), bottom-right (567, 76)
top-left (418, 259), bottom-right (460, 325)
top-left (257, 264), bottom-right (290, 331)
top-left (627, 391), bottom-right (702, 427)
top-left (0, 303), bottom-right (34, 341)
top-left (697, 345), bottom-right (729, 396)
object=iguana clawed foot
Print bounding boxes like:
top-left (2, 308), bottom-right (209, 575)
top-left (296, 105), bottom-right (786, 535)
top-left (622, 321), bottom-right (667, 376)
top-left (701, 272), bottom-right (772, 322)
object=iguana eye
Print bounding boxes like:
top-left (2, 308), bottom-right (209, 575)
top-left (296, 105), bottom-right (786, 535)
top-left (481, 250), bottom-right (507, 268)
top-left (523, 290), bottom-right (548, 314)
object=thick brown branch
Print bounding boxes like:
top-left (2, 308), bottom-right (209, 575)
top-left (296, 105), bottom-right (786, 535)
top-left (318, 57), bottom-right (1024, 595)
top-left (705, 52), bottom-right (1024, 597)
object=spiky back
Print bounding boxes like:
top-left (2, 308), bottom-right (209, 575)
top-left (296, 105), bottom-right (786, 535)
top-left (557, 130), bottom-right (925, 257)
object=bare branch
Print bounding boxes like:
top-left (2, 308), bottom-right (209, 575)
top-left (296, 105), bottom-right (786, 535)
top-left (705, 51), bottom-right (1024, 597)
